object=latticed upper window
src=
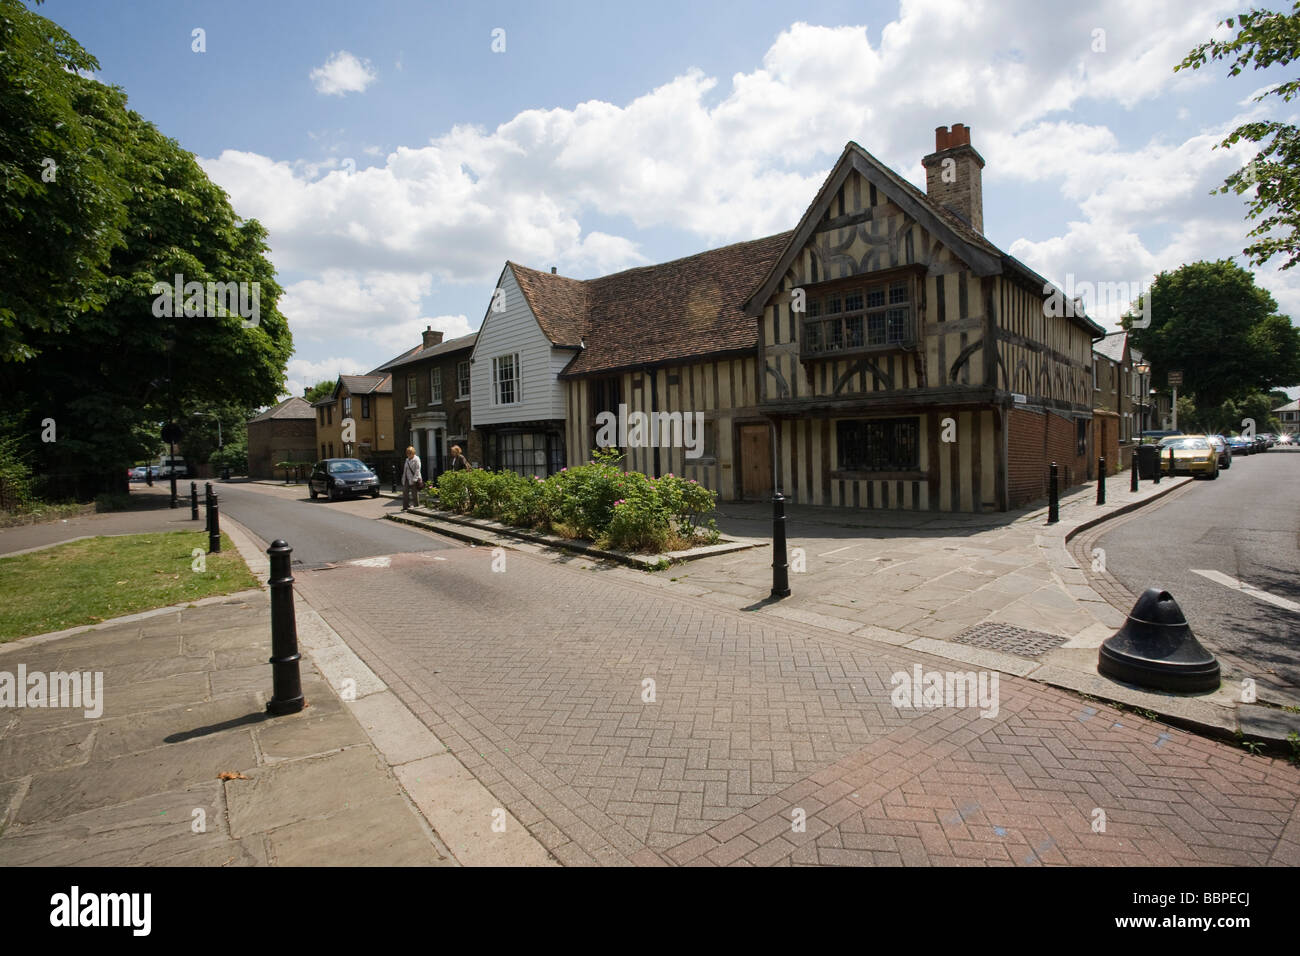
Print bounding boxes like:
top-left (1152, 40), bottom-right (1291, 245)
top-left (802, 278), bottom-right (913, 356)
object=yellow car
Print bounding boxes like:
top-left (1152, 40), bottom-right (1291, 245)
top-left (1156, 435), bottom-right (1219, 479)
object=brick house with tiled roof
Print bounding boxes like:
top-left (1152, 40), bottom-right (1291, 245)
top-left (311, 346), bottom-right (422, 462)
top-left (375, 326), bottom-right (479, 480)
top-left (247, 396), bottom-right (317, 479)
top-left (476, 124), bottom-right (1104, 510)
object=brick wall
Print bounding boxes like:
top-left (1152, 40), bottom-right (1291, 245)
top-left (1007, 407), bottom-right (1089, 507)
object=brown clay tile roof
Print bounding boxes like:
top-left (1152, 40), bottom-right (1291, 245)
top-left (507, 264), bottom-right (589, 347)
top-left (374, 332), bottom-right (478, 371)
top-left (339, 374), bottom-right (387, 395)
top-left (249, 396), bottom-right (315, 423)
top-left (514, 232), bottom-right (792, 379)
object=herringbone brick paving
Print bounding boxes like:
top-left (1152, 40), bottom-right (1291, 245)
top-left (293, 543), bottom-right (1300, 866)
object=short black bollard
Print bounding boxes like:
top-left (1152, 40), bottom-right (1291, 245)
top-left (391, 463), bottom-right (399, 493)
top-left (1096, 456), bottom-right (1106, 505)
top-left (1153, 449), bottom-right (1161, 484)
top-left (771, 492), bottom-right (791, 599)
top-left (146, 468), bottom-right (153, 487)
top-left (1047, 461), bottom-right (1059, 524)
top-left (169, 472), bottom-right (178, 509)
top-left (204, 482), bottom-right (213, 535)
top-left (190, 481), bottom-right (199, 520)
top-left (266, 540), bottom-right (305, 715)
top-left (1168, 445), bottom-right (1175, 479)
top-left (208, 490), bottom-right (221, 553)
top-left (1130, 451), bottom-right (1139, 493)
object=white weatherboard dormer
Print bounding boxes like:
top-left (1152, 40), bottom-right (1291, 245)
top-left (469, 264), bottom-right (573, 427)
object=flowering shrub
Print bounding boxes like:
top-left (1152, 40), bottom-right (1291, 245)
top-left (432, 448), bottom-right (718, 552)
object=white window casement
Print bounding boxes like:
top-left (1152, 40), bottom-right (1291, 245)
top-left (406, 375), bottom-right (417, 408)
top-left (430, 367), bottom-right (442, 404)
top-left (493, 353), bottom-right (520, 406)
top-left (457, 360), bottom-right (471, 401)
top-left (343, 396), bottom-right (352, 418)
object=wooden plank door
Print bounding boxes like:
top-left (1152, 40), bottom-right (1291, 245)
top-left (739, 424), bottom-right (773, 499)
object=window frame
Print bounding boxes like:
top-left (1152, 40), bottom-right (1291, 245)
top-left (492, 353), bottom-right (521, 407)
top-left (430, 367), bottom-right (442, 404)
top-left (361, 396), bottom-right (371, 419)
top-left (406, 375), bottom-right (418, 409)
top-left (799, 267), bottom-right (921, 361)
top-left (457, 360), bottom-right (471, 401)
top-left (832, 416), bottom-right (922, 478)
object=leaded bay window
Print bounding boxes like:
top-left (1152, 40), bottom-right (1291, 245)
top-left (803, 276), bottom-right (915, 358)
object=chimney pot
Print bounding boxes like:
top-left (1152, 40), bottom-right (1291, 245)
top-left (551, 266), bottom-right (557, 274)
top-left (422, 327), bottom-right (444, 348)
top-left (935, 126), bottom-right (951, 151)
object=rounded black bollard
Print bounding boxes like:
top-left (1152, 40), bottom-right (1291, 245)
top-left (1096, 456), bottom-right (1106, 505)
top-left (208, 491), bottom-right (221, 553)
top-left (1168, 445), bottom-right (1175, 479)
top-left (266, 540), bottom-right (305, 715)
top-left (1098, 588), bottom-right (1219, 692)
top-left (204, 482), bottom-right (213, 535)
top-left (1152, 448), bottom-right (1161, 484)
top-left (391, 463), bottom-right (399, 493)
top-left (190, 481), bottom-right (199, 520)
top-left (1047, 462), bottom-right (1059, 524)
top-left (771, 492), bottom-right (791, 599)
top-left (146, 468), bottom-right (153, 487)
top-left (169, 471), bottom-right (178, 509)
top-left (1129, 451), bottom-right (1139, 492)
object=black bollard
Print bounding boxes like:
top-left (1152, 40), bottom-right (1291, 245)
top-left (771, 492), bottom-right (790, 598)
top-left (1096, 456), bottom-right (1106, 505)
top-left (208, 490), bottom-right (221, 553)
top-left (1153, 447), bottom-right (1161, 484)
top-left (169, 471), bottom-right (177, 509)
top-left (204, 482), bottom-right (213, 535)
top-left (391, 463), bottom-right (399, 493)
top-left (1129, 451), bottom-right (1138, 493)
top-left (266, 540), bottom-right (305, 715)
top-left (1047, 461), bottom-right (1059, 524)
top-left (146, 467), bottom-right (153, 487)
top-left (1168, 445), bottom-right (1175, 479)
top-left (190, 481), bottom-right (199, 520)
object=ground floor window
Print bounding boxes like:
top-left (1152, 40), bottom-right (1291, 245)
top-left (836, 417), bottom-right (919, 472)
top-left (490, 430), bottom-right (563, 478)
top-left (1076, 419), bottom-right (1088, 457)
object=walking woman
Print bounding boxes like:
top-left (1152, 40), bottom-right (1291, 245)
top-left (401, 445), bottom-right (422, 510)
top-left (449, 444), bottom-right (471, 471)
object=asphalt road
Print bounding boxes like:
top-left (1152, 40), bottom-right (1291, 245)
top-left (1096, 447), bottom-right (1300, 689)
top-left (214, 480), bottom-right (456, 568)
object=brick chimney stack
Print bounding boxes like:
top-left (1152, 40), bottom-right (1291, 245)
top-left (921, 123), bottom-right (986, 234)
top-left (422, 325), bottom-right (443, 348)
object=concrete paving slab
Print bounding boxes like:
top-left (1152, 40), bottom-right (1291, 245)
top-left (255, 710), bottom-right (370, 762)
top-left (395, 753), bottom-right (556, 867)
top-left (17, 731), bottom-right (256, 825)
top-left (0, 782), bottom-right (233, 866)
top-left (91, 692), bottom-right (267, 761)
top-left (1239, 705), bottom-right (1300, 745)
top-left (348, 690), bottom-right (449, 766)
top-left (224, 746), bottom-right (400, 838)
top-left (0, 721), bottom-right (96, 780)
top-left (267, 793), bottom-right (455, 866)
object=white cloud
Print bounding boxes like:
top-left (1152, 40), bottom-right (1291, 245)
top-left (203, 1), bottom-right (1300, 371)
top-left (310, 51), bottom-right (377, 96)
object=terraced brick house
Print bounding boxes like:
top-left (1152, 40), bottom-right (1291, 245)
top-left (312, 369), bottom-right (402, 463)
top-left (478, 124), bottom-right (1104, 511)
top-left (377, 326), bottom-right (479, 481)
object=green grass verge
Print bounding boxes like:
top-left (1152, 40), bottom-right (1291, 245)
top-left (0, 531), bottom-right (259, 642)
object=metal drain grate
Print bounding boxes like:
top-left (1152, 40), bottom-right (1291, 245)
top-left (951, 622), bottom-right (1068, 658)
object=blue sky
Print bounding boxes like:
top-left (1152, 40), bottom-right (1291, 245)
top-left (40, 0), bottom-right (1300, 400)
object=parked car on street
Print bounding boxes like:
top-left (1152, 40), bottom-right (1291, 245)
top-left (1140, 429), bottom-right (1183, 444)
top-left (308, 458), bottom-right (381, 500)
top-left (127, 466), bottom-right (150, 482)
top-left (151, 456), bottom-right (190, 477)
top-left (1155, 435), bottom-right (1219, 479)
top-left (1224, 435), bottom-right (1252, 456)
top-left (1206, 435), bottom-right (1231, 469)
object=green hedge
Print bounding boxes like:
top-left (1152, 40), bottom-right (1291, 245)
top-left (433, 449), bottom-right (718, 553)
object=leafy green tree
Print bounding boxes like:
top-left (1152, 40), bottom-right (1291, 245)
top-left (0, 0), bottom-right (131, 362)
top-left (303, 379), bottom-right (336, 404)
top-left (1, 99), bottom-right (292, 496)
top-left (1124, 260), bottom-right (1299, 407)
top-left (1177, 3), bottom-right (1300, 269)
